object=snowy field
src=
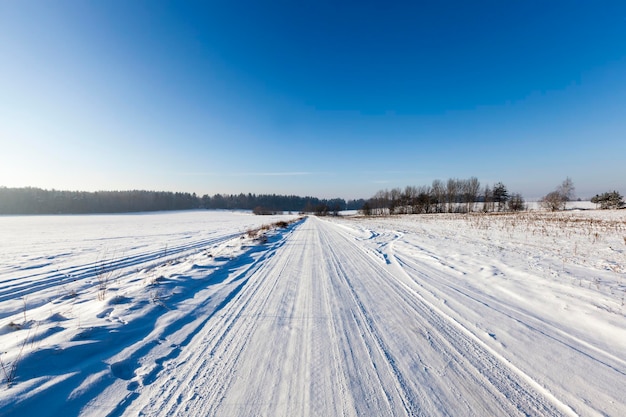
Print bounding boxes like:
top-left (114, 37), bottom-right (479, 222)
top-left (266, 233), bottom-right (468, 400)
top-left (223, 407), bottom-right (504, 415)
top-left (0, 209), bottom-right (625, 416)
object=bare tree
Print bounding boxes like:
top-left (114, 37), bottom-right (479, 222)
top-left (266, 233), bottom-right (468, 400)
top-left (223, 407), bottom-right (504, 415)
top-left (508, 193), bottom-right (526, 211)
top-left (431, 180), bottom-right (446, 213)
top-left (482, 185), bottom-right (493, 212)
top-left (371, 190), bottom-right (389, 215)
top-left (446, 179), bottom-right (459, 213)
top-left (403, 186), bottom-right (418, 214)
top-left (389, 187), bottom-right (403, 214)
top-left (540, 191), bottom-right (566, 211)
top-left (462, 177), bottom-right (480, 213)
top-left (540, 178), bottom-right (575, 211)
top-left (558, 177), bottom-right (575, 202)
top-left (416, 185), bottom-right (432, 213)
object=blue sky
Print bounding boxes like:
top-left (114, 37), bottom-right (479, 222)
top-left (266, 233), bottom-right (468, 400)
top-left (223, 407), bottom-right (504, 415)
top-left (1, 1), bottom-right (625, 199)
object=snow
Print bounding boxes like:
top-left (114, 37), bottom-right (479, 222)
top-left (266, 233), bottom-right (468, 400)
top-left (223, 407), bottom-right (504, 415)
top-left (1, 209), bottom-right (625, 416)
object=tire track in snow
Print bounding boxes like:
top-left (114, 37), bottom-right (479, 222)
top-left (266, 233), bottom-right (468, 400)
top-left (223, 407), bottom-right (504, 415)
top-left (391, 240), bottom-right (625, 416)
top-left (317, 222), bottom-right (420, 416)
top-left (314, 217), bottom-right (567, 416)
top-left (122, 225), bottom-right (309, 416)
top-left (195, 219), bottom-right (357, 416)
top-left (395, 242), bottom-right (626, 371)
top-left (109, 216), bottom-right (568, 416)
top-left (0, 232), bottom-right (242, 304)
top-left (59, 231), bottom-right (290, 417)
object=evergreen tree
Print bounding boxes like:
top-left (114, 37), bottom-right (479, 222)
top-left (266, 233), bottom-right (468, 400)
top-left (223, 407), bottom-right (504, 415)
top-left (591, 191), bottom-right (624, 209)
top-left (492, 182), bottom-right (509, 211)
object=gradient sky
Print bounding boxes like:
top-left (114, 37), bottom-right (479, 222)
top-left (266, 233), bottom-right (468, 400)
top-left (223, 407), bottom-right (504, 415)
top-left (1, 1), bottom-right (625, 199)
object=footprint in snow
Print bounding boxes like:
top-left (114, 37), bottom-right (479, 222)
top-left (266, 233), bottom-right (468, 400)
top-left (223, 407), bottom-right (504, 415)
top-left (96, 307), bottom-right (114, 319)
top-left (111, 360), bottom-right (136, 380)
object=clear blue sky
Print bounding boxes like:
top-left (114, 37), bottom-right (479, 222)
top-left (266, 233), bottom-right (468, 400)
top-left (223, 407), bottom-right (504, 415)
top-left (1, 1), bottom-right (625, 200)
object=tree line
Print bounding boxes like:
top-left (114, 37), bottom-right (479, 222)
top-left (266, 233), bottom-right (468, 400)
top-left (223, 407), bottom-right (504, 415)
top-left (2, 180), bottom-right (622, 216)
top-left (0, 187), bottom-right (366, 215)
top-left (0, 188), bottom-right (202, 214)
top-left (363, 177), bottom-right (624, 215)
top-left (201, 193), bottom-right (364, 213)
top-left (361, 177), bottom-right (525, 215)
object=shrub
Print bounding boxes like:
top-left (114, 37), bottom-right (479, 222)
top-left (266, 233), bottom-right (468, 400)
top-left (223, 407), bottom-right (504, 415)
top-left (540, 191), bottom-right (566, 211)
top-left (253, 206), bottom-right (276, 215)
top-left (540, 178), bottom-right (575, 211)
top-left (591, 191), bottom-right (624, 209)
top-left (508, 193), bottom-right (526, 212)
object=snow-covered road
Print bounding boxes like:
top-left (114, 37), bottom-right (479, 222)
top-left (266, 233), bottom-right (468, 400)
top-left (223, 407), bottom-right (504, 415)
top-left (2, 212), bottom-right (625, 416)
top-left (111, 216), bottom-right (614, 416)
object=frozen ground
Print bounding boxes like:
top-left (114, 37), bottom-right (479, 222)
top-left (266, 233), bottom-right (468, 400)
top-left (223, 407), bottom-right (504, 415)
top-left (0, 209), bottom-right (625, 416)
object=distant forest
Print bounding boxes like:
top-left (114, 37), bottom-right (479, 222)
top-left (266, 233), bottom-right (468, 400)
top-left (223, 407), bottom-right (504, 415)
top-left (0, 187), bottom-right (366, 215)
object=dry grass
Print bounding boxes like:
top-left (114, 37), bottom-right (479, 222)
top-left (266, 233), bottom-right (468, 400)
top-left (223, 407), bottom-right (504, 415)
top-left (464, 211), bottom-right (626, 242)
top-left (245, 217), bottom-right (304, 243)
